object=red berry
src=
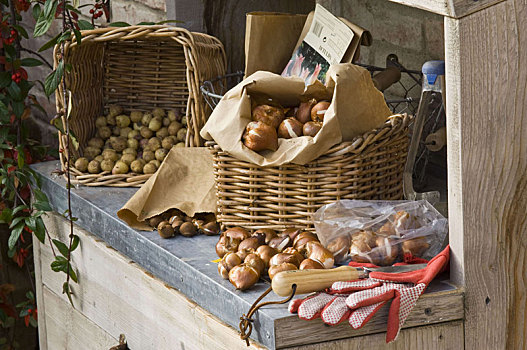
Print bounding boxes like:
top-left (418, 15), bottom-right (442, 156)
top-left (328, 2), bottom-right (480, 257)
top-left (89, 8), bottom-right (94, 13)
top-left (11, 74), bottom-right (16, 80)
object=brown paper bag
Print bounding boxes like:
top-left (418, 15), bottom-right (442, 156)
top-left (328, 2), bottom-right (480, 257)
top-left (117, 147), bottom-right (216, 230)
top-left (200, 63), bottom-right (391, 167)
top-left (244, 12), bottom-right (308, 77)
top-left (244, 11), bottom-right (372, 77)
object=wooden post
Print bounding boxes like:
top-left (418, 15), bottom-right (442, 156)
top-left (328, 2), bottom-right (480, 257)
top-left (445, 0), bottom-right (527, 348)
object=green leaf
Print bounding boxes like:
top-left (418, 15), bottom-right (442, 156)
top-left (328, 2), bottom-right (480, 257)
top-left (32, 4), bottom-right (41, 21)
top-left (109, 22), bottom-right (131, 27)
top-left (34, 0), bottom-right (58, 37)
top-left (43, 0), bottom-right (56, 18)
top-left (44, 61), bottom-right (63, 96)
top-left (9, 216), bottom-right (26, 229)
top-left (137, 22), bottom-right (155, 25)
top-left (156, 19), bottom-right (185, 25)
top-left (71, 235), bottom-right (80, 251)
top-left (13, 25), bottom-right (28, 39)
top-left (34, 216), bottom-right (46, 243)
top-left (24, 216), bottom-right (36, 231)
top-left (62, 282), bottom-right (74, 306)
top-left (4, 45), bottom-right (16, 59)
top-left (0, 72), bottom-right (11, 88)
top-left (20, 58), bottom-right (43, 67)
top-left (77, 20), bottom-right (94, 30)
top-left (52, 239), bottom-right (69, 257)
top-left (38, 33), bottom-right (60, 52)
top-left (7, 81), bottom-right (22, 101)
top-left (12, 205), bottom-right (28, 216)
top-left (0, 208), bottom-right (13, 224)
top-left (34, 200), bottom-right (52, 211)
top-left (12, 101), bottom-right (24, 118)
top-left (33, 188), bottom-right (49, 202)
top-left (73, 29), bottom-right (81, 46)
top-left (8, 223), bottom-right (24, 250)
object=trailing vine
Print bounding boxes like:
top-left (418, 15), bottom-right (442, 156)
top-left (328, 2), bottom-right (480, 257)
top-left (0, 0), bottom-right (110, 346)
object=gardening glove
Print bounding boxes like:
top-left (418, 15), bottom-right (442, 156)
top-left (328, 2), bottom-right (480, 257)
top-left (289, 245), bottom-right (449, 343)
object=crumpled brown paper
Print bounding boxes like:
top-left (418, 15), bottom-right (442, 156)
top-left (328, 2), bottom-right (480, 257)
top-left (200, 63), bottom-right (391, 167)
top-left (117, 147), bottom-right (216, 230)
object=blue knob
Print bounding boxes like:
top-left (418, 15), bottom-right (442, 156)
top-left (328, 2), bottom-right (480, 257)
top-left (422, 60), bottom-right (445, 85)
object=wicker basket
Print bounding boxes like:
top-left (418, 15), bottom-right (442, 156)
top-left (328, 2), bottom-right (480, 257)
top-left (208, 114), bottom-right (411, 230)
top-left (55, 25), bottom-right (226, 187)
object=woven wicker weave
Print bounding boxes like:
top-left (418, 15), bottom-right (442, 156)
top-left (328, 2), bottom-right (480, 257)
top-left (55, 25), bottom-right (226, 187)
top-left (208, 114), bottom-right (411, 230)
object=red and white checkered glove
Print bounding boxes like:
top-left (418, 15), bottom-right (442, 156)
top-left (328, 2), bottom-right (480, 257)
top-left (289, 245), bottom-right (449, 343)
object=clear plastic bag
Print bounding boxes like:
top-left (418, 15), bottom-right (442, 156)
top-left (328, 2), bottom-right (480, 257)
top-left (313, 200), bottom-right (448, 265)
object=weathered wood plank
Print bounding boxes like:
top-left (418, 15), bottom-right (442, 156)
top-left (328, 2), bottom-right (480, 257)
top-left (283, 320), bottom-right (464, 350)
top-left (38, 213), bottom-right (266, 350)
top-left (274, 286), bottom-right (464, 348)
top-left (42, 286), bottom-right (118, 350)
top-left (386, 0), bottom-right (505, 18)
top-left (33, 229), bottom-right (48, 350)
top-left (445, 0), bottom-right (527, 349)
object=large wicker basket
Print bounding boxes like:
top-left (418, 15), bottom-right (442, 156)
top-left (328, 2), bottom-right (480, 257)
top-left (55, 25), bottom-right (226, 187)
top-left (208, 114), bottom-right (411, 230)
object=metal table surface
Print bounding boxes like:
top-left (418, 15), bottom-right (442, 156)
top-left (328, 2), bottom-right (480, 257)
top-left (32, 161), bottom-right (286, 349)
top-left (31, 161), bottom-right (459, 349)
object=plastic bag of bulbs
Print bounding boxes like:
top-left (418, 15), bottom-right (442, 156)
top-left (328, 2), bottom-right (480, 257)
top-left (312, 200), bottom-right (448, 266)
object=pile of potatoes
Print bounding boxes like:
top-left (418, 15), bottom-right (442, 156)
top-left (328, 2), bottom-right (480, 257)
top-left (73, 105), bottom-right (188, 175)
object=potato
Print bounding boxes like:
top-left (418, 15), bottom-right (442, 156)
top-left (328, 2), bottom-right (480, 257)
top-left (119, 127), bottom-right (132, 138)
top-left (148, 118), bottom-right (162, 132)
top-left (123, 148), bottom-right (137, 156)
top-left (74, 157), bottom-right (89, 172)
top-left (128, 130), bottom-right (140, 139)
top-left (88, 160), bottom-right (101, 174)
top-left (112, 126), bottom-right (121, 136)
top-left (162, 137), bottom-right (175, 150)
top-left (95, 116), bottom-right (107, 128)
top-left (152, 107), bottom-right (165, 118)
top-left (100, 159), bottom-right (115, 172)
top-left (102, 149), bottom-right (119, 162)
top-left (167, 109), bottom-right (180, 122)
top-left (110, 136), bottom-right (127, 152)
top-left (139, 139), bottom-right (149, 150)
top-left (116, 115), bottom-right (131, 128)
top-left (148, 137), bottom-right (161, 151)
top-left (149, 159), bottom-right (161, 168)
top-left (141, 113), bottom-right (153, 126)
top-left (176, 128), bottom-right (187, 142)
top-left (181, 116), bottom-right (187, 126)
top-left (130, 110), bottom-right (143, 123)
top-left (121, 153), bottom-right (136, 166)
top-left (98, 126), bottom-right (112, 139)
top-left (107, 105), bottom-right (123, 118)
top-left (88, 137), bottom-right (104, 149)
top-left (127, 138), bottom-right (139, 150)
top-left (112, 160), bottom-right (129, 174)
top-left (133, 123), bottom-right (142, 131)
top-left (168, 121), bottom-right (182, 136)
top-left (84, 146), bottom-right (101, 160)
top-left (143, 163), bottom-right (157, 174)
top-left (106, 114), bottom-right (116, 126)
top-left (162, 117), bottom-right (171, 127)
top-left (142, 150), bottom-right (155, 162)
top-left (94, 155), bottom-right (104, 163)
top-left (175, 142), bottom-right (185, 148)
top-left (156, 127), bottom-right (169, 139)
top-left (140, 126), bottom-right (153, 139)
top-left (130, 159), bottom-right (145, 173)
top-left (155, 148), bottom-right (168, 161)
